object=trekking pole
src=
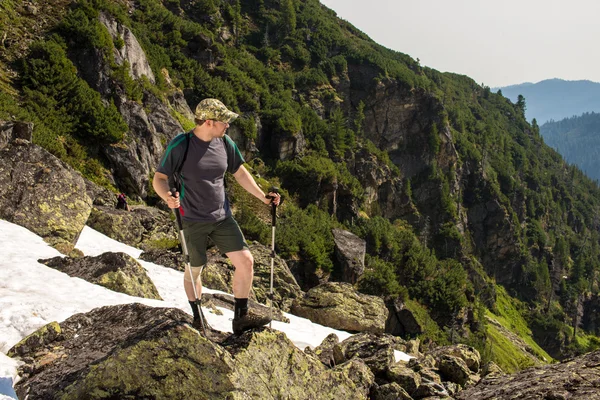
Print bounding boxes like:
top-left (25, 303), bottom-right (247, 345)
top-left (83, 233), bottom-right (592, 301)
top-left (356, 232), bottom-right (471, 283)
top-left (266, 187), bottom-right (279, 329)
top-left (171, 188), bottom-right (207, 335)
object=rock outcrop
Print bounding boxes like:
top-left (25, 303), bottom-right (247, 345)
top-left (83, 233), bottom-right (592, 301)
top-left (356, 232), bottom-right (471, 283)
top-left (457, 350), bottom-right (600, 399)
top-left (385, 297), bottom-right (425, 337)
top-left (99, 12), bottom-right (155, 84)
top-left (0, 129), bottom-right (92, 252)
top-left (12, 303), bottom-right (375, 400)
top-left (70, 12), bottom-right (184, 199)
top-left (39, 252), bottom-right (162, 300)
top-left (332, 228), bottom-right (366, 284)
top-left (291, 282), bottom-right (388, 333)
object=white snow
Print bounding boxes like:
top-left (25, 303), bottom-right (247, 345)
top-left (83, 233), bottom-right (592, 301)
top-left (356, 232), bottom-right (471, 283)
top-left (0, 219), bottom-right (411, 398)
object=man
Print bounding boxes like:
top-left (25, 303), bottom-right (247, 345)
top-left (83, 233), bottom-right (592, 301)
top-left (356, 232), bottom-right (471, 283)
top-left (153, 98), bottom-right (280, 335)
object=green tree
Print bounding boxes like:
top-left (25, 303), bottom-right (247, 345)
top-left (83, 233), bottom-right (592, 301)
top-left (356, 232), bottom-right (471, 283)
top-left (516, 94), bottom-right (526, 116)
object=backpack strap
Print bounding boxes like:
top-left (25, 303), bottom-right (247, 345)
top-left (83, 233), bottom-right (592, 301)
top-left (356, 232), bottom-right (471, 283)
top-left (171, 131), bottom-right (191, 192)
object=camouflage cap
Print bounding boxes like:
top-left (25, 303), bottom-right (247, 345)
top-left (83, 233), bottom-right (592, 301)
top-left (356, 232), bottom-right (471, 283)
top-left (194, 98), bottom-right (239, 123)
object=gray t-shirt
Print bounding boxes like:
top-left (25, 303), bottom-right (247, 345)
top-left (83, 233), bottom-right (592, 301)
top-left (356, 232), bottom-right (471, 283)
top-left (157, 132), bottom-right (245, 222)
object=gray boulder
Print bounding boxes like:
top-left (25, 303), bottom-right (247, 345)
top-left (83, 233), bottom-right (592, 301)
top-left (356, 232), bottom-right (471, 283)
top-left (385, 297), bottom-right (424, 337)
top-left (332, 228), bottom-right (366, 284)
top-left (371, 382), bottom-right (413, 400)
top-left (291, 282), bottom-right (388, 333)
top-left (99, 12), bottom-right (155, 83)
top-left (311, 333), bottom-right (339, 368)
top-left (39, 252), bottom-right (162, 300)
top-left (458, 350), bottom-right (600, 399)
top-left (333, 333), bottom-right (406, 376)
top-left (0, 120), bottom-right (33, 149)
top-left (0, 135), bottom-right (92, 252)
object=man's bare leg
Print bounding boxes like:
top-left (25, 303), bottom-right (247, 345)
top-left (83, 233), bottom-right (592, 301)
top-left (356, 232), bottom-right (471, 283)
top-left (227, 249), bottom-right (254, 298)
top-left (226, 249), bottom-right (272, 333)
top-left (184, 265), bottom-right (204, 301)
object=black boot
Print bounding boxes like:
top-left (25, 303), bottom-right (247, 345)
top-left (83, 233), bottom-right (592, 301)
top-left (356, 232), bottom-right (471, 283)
top-left (232, 298), bottom-right (271, 334)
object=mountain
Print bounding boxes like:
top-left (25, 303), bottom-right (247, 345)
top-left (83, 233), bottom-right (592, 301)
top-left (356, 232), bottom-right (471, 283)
top-left (495, 79), bottom-right (600, 124)
top-left (3, 0), bottom-right (600, 387)
top-left (540, 112), bottom-right (600, 182)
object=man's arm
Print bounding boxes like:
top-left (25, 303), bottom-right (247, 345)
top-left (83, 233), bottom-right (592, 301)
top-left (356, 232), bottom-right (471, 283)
top-left (233, 165), bottom-right (280, 205)
top-left (152, 171), bottom-right (180, 208)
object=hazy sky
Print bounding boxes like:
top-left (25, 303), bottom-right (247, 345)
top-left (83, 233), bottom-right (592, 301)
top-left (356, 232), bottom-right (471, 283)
top-left (319, 0), bottom-right (600, 87)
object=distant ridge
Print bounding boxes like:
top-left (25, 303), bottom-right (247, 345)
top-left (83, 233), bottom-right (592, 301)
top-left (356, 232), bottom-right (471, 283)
top-left (495, 79), bottom-right (600, 124)
top-left (540, 112), bottom-right (600, 183)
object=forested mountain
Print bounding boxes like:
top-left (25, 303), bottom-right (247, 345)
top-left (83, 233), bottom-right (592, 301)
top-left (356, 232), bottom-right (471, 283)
top-left (496, 79), bottom-right (600, 124)
top-left (540, 112), bottom-right (600, 182)
top-left (3, 0), bottom-right (600, 374)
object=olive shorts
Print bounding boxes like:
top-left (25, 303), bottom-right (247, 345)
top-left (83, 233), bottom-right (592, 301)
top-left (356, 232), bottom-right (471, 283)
top-left (182, 216), bottom-right (249, 266)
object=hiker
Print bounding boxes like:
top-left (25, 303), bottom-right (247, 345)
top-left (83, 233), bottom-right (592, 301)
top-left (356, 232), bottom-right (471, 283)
top-left (116, 192), bottom-right (131, 211)
top-left (152, 98), bottom-right (281, 334)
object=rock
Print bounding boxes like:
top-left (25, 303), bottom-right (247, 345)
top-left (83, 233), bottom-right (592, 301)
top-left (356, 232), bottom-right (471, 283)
top-left (312, 333), bottom-right (339, 368)
top-left (386, 362), bottom-right (421, 395)
top-left (8, 322), bottom-right (61, 357)
top-left (250, 242), bottom-right (304, 312)
top-left (438, 354), bottom-right (471, 387)
top-left (99, 12), bottom-right (155, 83)
top-left (264, 129), bottom-right (306, 161)
top-left (412, 380), bottom-right (450, 398)
top-left (0, 120), bottom-right (33, 149)
top-left (481, 361), bottom-right (504, 378)
top-left (103, 95), bottom-right (178, 199)
top-left (70, 14), bottom-right (182, 199)
top-left (427, 344), bottom-right (481, 373)
top-left (139, 248), bottom-right (184, 271)
top-left (39, 252), bottom-right (162, 300)
top-left (385, 297), bottom-right (424, 337)
top-left (84, 180), bottom-right (117, 207)
top-left (347, 144), bottom-right (416, 222)
top-left (332, 228), bottom-right (366, 284)
top-left (333, 333), bottom-right (400, 376)
top-left (291, 282), bottom-right (388, 333)
top-left (408, 354), bottom-right (437, 371)
top-left (86, 205), bottom-right (178, 251)
top-left (168, 89), bottom-right (195, 121)
top-left (13, 303), bottom-right (374, 400)
top-left (0, 140), bottom-right (92, 250)
top-left (457, 350), bottom-right (600, 399)
top-left (288, 258), bottom-right (331, 291)
top-left (371, 382), bottom-right (413, 400)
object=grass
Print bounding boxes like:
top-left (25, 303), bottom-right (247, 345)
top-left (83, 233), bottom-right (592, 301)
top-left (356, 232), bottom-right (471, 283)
top-left (404, 298), bottom-right (447, 344)
top-left (481, 285), bottom-right (553, 372)
top-left (483, 322), bottom-right (539, 373)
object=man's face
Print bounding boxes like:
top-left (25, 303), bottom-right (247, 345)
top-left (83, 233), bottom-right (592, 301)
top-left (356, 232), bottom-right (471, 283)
top-left (212, 120), bottom-right (230, 137)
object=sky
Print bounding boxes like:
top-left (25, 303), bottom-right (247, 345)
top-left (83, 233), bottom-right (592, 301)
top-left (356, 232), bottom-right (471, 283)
top-left (319, 0), bottom-right (600, 88)
top-left (0, 220), bottom-right (411, 399)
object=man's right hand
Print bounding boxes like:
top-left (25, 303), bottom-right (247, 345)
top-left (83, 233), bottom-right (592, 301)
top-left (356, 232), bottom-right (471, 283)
top-left (166, 190), bottom-right (180, 209)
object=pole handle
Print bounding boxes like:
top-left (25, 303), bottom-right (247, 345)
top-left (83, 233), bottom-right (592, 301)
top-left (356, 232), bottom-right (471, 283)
top-left (265, 186), bottom-right (280, 227)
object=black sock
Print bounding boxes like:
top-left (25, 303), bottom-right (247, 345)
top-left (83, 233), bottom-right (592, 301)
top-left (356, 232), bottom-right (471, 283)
top-left (234, 298), bottom-right (248, 319)
top-left (189, 300), bottom-right (200, 320)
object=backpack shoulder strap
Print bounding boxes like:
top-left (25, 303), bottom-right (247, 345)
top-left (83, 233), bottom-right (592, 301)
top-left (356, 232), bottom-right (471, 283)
top-left (171, 131), bottom-right (191, 191)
